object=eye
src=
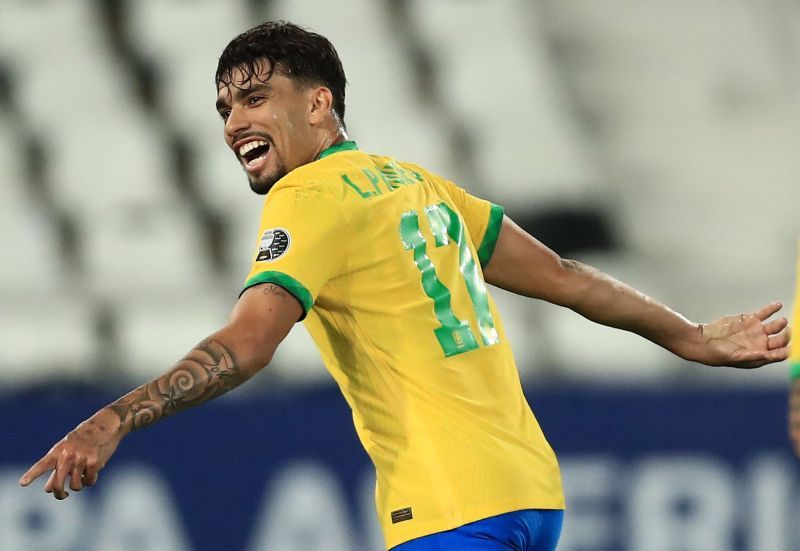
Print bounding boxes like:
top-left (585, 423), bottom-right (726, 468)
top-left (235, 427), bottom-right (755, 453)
top-left (219, 110), bottom-right (231, 121)
top-left (247, 95), bottom-right (265, 106)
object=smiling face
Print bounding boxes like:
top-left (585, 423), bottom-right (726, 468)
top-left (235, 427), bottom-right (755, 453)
top-left (216, 60), bottom-right (332, 195)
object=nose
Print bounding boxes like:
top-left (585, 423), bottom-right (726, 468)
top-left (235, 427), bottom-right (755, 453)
top-left (224, 105), bottom-right (250, 139)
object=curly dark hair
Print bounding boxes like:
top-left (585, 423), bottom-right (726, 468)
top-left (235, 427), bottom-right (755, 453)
top-left (215, 21), bottom-right (347, 121)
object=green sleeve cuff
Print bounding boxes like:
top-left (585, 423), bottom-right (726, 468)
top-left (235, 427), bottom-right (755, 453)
top-left (241, 271), bottom-right (313, 321)
top-left (477, 203), bottom-right (504, 269)
top-left (791, 361), bottom-right (800, 381)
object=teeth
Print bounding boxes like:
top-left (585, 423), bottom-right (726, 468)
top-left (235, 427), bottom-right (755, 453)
top-left (238, 140), bottom-right (268, 157)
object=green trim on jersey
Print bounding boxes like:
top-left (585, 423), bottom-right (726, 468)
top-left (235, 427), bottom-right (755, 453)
top-left (242, 271), bottom-right (313, 320)
top-left (791, 361), bottom-right (800, 381)
top-left (318, 140), bottom-right (359, 160)
top-left (477, 203), bottom-right (504, 269)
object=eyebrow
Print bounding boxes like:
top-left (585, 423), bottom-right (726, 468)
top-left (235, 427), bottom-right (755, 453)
top-left (215, 82), bottom-right (273, 111)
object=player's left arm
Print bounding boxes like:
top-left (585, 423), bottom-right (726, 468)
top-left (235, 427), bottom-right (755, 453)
top-left (483, 215), bottom-right (791, 368)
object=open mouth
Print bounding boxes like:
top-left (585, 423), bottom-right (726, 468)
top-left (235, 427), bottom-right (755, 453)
top-left (239, 139), bottom-right (271, 170)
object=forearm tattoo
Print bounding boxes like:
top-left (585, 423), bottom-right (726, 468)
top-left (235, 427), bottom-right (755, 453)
top-left (108, 339), bottom-right (243, 432)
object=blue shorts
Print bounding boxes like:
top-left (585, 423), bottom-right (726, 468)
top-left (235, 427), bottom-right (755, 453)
top-left (391, 509), bottom-right (564, 551)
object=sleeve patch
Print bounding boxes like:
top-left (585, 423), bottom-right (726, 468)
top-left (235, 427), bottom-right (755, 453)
top-left (256, 228), bottom-right (291, 262)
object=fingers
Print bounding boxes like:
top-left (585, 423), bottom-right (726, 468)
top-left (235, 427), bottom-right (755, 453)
top-left (754, 301), bottom-right (783, 321)
top-left (49, 453), bottom-right (72, 500)
top-left (82, 461), bottom-right (100, 487)
top-left (767, 327), bottom-right (791, 350)
top-left (44, 470), bottom-right (57, 495)
top-left (19, 455), bottom-right (55, 487)
top-left (765, 347), bottom-right (790, 362)
top-left (69, 458), bottom-right (87, 492)
top-left (730, 347), bottom-right (789, 368)
top-left (762, 317), bottom-right (788, 336)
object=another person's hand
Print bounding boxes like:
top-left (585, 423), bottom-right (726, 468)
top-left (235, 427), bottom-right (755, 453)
top-left (697, 301), bottom-right (790, 368)
top-left (19, 408), bottom-right (125, 500)
top-left (790, 379), bottom-right (800, 457)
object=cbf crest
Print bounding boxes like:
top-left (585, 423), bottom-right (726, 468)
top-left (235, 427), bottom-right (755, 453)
top-left (256, 228), bottom-right (290, 262)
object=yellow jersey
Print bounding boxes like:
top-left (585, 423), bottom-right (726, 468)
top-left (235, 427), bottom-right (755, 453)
top-left (243, 141), bottom-right (564, 549)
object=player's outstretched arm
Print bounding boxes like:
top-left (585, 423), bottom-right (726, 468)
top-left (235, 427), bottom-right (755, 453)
top-left (483, 215), bottom-right (790, 368)
top-left (19, 283), bottom-right (301, 500)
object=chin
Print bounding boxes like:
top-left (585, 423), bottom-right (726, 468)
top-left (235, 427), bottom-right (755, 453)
top-left (248, 167), bottom-right (287, 195)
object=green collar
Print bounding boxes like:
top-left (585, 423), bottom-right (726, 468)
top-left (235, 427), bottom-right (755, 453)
top-left (318, 140), bottom-right (358, 160)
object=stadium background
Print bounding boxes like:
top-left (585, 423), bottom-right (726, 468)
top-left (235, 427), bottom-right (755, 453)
top-left (0, 0), bottom-right (798, 549)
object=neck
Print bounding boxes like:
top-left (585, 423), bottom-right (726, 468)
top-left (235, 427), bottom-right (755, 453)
top-left (314, 128), bottom-right (350, 159)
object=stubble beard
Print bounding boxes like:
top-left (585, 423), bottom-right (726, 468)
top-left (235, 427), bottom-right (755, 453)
top-left (248, 162), bottom-right (288, 195)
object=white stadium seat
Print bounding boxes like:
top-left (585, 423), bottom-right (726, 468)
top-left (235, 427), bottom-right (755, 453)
top-left (77, 201), bottom-right (214, 298)
top-left (0, 0), bottom-right (106, 61)
top-left (0, 295), bottom-right (98, 386)
top-left (46, 115), bottom-right (178, 215)
top-left (125, 0), bottom-right (250, 138)
top-left (409, 0), bottom-right (597, 207)
top-left (0, 1), bottom-right (141, 134)
top-left (0, 205), bottom-right (65, 294)
top-left (0, 116), bottom-right (29, 205)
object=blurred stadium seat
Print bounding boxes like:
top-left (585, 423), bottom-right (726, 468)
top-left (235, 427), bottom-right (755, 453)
top-left (0, 296), bottom-right (98, 385)
top-left (408, 0), bottom-right (599, 209)
top-left (47, 118), bottom-right (178, 215)
top-left (125, 0), bottom-right (249, 138)
top-left (0, 115), bottom-right (28, 205)
top-left (78, 202), bottom-right (213, 299)
top-left (0, 205), bottom-right (66, 294)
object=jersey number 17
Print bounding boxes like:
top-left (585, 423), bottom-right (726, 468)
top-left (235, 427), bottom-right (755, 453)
top-left (400, 202), bottom-right (499, 357)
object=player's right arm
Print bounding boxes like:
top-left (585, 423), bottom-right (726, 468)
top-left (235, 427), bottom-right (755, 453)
top-left (483, 215), bottom-right (790, 369)
top-left (19, 283), bottom-right (301, 500)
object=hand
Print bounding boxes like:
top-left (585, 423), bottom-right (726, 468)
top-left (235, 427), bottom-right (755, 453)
top-left (790, 379), bottom-right (800, 457)
top-left (697, 301), bottom-right (791, 368)
top-left (19, 409), bottom-right (124, 500)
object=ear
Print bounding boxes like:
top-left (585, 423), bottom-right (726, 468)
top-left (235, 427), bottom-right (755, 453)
top-left (308, 86), bottom-right (334, 125)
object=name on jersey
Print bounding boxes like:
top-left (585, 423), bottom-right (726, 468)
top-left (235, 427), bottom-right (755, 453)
top-left (340, 161), bottom-right (424, 200)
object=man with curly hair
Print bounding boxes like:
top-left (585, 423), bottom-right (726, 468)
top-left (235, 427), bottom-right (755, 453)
top-left (21, 22), bottom-right (791, 551)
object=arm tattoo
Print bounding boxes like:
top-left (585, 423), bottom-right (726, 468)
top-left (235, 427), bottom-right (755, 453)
top-left (261, 284), bottom-right (287, 298)
top-left (108, 339), bottom-right (243, 432)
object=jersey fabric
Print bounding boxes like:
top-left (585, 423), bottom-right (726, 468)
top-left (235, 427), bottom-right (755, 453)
top-left (791, 241), bottom-right (800, 381)
top-left (242, 141), bottom-right (565, 549)
top-left (391, 508), bottom-right (564, 551)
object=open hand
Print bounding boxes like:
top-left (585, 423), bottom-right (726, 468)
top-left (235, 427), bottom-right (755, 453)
top-left (698, 301), bottom-right (791, 368)
top-left (19, 411), bottom-right (123, 500)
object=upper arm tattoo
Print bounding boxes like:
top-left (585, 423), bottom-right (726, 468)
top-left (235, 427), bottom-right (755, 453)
top-left (261, 283), bottom-right (288, 298)
top-left (108, 339), bottom-right (243, 432)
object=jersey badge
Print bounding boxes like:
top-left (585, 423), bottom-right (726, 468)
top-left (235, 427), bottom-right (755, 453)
top-left (255, 228), bottom-right (290, 262)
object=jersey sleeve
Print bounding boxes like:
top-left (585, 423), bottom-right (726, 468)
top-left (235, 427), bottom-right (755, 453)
top-left (241, 185), bottom-right (347, 320)
top-left (440, 178), bottom-right (504, 268)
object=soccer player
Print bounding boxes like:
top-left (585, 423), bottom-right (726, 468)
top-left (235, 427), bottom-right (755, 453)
top-left (20, 22), bottom-right (791, 551)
